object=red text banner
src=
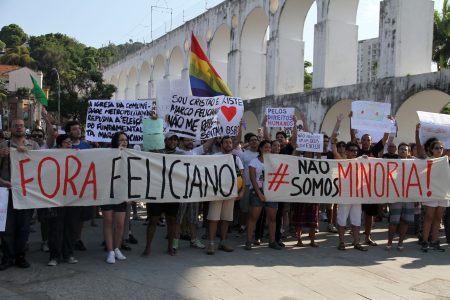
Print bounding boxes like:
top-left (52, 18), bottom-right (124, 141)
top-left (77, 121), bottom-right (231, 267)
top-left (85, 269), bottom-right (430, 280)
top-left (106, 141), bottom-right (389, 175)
top-left (10, 149), bottom-right (237, 209)
top-left (264, 154), bottom-right (450, 203)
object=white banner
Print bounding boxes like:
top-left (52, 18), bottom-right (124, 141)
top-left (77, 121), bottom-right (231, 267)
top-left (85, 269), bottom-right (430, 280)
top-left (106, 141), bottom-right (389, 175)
top-left (156, 79), bottom-right (192, 117)
top-left (266, 107), bottom-right (295, 128)
top-left (264, 154), bottom-right (450, 204)
top-left (167, 95), bottom-right (243, 140)
top-left (297, 132), bottom-right (324, 153)
top-left (85, 100), bottom-right (152, 144)
top-left (10, 149), bottom-right (237, 209)
top-left (417, 111), bottom-right (450, 147)
top-left (351, 101), bottom-right (392, 134)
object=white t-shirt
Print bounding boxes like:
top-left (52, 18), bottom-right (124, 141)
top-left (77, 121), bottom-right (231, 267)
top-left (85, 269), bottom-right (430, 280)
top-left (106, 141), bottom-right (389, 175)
top-left (237, 149), bottom-right (259, 186)
top-left (176, 145), bottom-right (204, 156)
top-left (249, 157), bottom-right (264, 189)
top-left (215, 152), bottom-right (244, 171)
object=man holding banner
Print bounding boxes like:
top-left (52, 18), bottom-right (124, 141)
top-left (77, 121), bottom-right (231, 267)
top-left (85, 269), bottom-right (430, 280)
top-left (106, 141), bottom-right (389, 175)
top-left (0, 119), bottom-right (40, 270)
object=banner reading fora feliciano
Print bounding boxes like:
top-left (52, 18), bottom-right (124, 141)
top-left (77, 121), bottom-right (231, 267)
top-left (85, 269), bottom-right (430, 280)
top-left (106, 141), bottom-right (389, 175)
top-left (10, 149), bottom-right (238, 209)
top-left (264, 154), bottom-right (450, 204)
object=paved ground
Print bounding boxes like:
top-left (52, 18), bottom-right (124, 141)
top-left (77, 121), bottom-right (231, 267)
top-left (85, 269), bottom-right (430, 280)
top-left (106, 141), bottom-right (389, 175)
top-left (0, 212), bottom-right (450, 300)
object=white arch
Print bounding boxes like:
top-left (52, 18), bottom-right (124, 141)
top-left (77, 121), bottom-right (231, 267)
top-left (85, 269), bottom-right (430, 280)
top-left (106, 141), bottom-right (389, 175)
top-left (396, 90), bottom-right (450, 143)
top-left (277, 0), bottom-right (314, 94)
top-left (242, 110), bottom-right (259, 137)
top-left (109, 75), bottom-right (119, 100)
top-left (117, 71), bottom-right (127, 100)
top-left (240, 7), bottom-right (269, 99)
top-left (210, 24), bottom-right (230, 84)
top-left (320, 99), bottom-right (353, 142)
top-left (137, 61), bottom-right (150, 99)
top-left (168, 47), bottom-right (183, 80)
top-left (151, 54), bottom-right (166, 99)
top-left (127, 67), bottom-right (138, 99)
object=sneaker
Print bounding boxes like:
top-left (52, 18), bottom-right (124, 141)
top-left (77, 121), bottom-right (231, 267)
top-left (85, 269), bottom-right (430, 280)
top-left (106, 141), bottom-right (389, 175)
top-left (121, 242), bottom-right (132, 251)
top-left (218, 242), bottom-right (234, 252)
top-left (106, 251), bottom-right (115, 264)
top-left (41, 241), bottom-right (50, 252)
top-left (238, 225), bottom-right (246, 234)
top-left (114, 248), bottom-right (127, 260)
top-left (157, 217), bottom-right (166, 227)
top-left (244, 241), bottom-right (252, 250)
top-left (127, 234), bottom-right (138, 244)
top-left (190, 239), bottom-right (205, 249)
top-left (206, 243), bottom-right (215, 255)
top-left (269, 242), bottom-right (282, 250)
top-left (0, 259), bottom-right (14, 271)
top-left (327, 224), bottom-right (338, 233)
top-left (47, 259), bottom-right (58, 266)
top-left (430, 240), bottom-right (445, 252)
top-left (15, 256), bottom-right (30, 268)
top-left (421, 241), bottom-right (430, 252)
top-left (65, 256), bottom-right (78, 264)
top-left (74, 240), bottom-right (87, 251)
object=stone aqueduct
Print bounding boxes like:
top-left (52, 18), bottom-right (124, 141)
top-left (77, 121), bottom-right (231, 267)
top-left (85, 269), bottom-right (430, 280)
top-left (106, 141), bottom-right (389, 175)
top-left (103, 0), bottom-right (450, 143)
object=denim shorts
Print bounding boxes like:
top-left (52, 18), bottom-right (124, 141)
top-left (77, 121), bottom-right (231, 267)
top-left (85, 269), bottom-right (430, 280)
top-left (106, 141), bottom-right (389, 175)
top-left (249, 190), bottom-right (278, 209)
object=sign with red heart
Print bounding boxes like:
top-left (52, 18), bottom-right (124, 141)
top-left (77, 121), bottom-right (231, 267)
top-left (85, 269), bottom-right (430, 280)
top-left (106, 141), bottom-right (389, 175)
top-left (220, 106), bottom-right (237, 122)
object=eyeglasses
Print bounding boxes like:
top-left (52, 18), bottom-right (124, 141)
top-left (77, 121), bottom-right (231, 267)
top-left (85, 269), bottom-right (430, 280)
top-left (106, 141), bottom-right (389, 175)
top-left (347, 148), bottom-right (359, 152)
top-left (249, 138), bottom-right (258, 142)
top-left (32, 134), bottom-right (44, 138)
top-left (433, 146), bottom-right (444, 150)
top-left (62, 140), bottom-right (72, 144)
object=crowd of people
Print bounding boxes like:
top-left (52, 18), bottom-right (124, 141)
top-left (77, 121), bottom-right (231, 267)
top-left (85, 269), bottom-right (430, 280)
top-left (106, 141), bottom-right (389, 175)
top-left (0, 109), bottom-right (449, 271)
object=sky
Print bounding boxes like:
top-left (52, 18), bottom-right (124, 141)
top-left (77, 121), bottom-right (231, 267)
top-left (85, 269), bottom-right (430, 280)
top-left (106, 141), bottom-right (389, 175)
top-left (0, 0), bottom-right (445, 63)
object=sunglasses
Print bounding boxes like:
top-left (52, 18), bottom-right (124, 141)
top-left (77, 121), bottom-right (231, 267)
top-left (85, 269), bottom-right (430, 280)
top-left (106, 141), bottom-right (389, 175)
top-left (32, 134), bottom-right (44, 138)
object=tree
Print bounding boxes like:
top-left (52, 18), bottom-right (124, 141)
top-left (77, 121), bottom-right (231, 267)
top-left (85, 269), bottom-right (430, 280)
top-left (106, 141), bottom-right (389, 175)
top-left (0, 40), bottom-right (5, 50)
top-left (0, 79), bottom-right (7, 100)
top-left (433, 0), bottom-right (450, 70)
top-left (304, 61), bottom-right (313, 91)
top-left (0, 24), bottom-right (28, 48)
top-left (0, 45), bottom-right (35, 67)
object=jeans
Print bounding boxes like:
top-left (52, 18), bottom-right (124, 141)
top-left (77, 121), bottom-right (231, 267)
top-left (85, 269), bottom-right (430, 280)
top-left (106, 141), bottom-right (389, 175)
top-left (0, 192), bottom-right (33, 260)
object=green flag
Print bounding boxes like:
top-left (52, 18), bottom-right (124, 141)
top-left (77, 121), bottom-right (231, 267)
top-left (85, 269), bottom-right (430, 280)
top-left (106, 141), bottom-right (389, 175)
top-left (30, 75), bottom-right (48, 106)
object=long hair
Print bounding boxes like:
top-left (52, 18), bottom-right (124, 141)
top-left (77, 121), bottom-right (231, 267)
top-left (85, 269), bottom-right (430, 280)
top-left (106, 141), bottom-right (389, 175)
top-left (111, 131), bottom-right (128, 149)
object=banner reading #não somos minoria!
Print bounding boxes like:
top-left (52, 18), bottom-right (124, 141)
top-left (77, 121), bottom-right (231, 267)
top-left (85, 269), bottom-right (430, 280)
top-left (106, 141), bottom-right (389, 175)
top-left (264, 154), bottom-right (450, 204)
top-left (11, 149), bottom-right (237, 209)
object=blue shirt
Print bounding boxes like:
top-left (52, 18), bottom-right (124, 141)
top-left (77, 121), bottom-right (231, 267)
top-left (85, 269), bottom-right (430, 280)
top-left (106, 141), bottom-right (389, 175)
top-left (72, 141), bottom-right (91, 150)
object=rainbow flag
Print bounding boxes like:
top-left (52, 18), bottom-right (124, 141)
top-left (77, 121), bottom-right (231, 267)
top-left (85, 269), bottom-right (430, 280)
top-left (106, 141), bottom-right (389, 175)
top-left (189, 32), bottom-right (232, 97)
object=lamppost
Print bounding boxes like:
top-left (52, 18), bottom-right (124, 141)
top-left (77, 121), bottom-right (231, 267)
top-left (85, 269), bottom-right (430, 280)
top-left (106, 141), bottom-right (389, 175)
top-left (51, 68), bottom-right (61, 126)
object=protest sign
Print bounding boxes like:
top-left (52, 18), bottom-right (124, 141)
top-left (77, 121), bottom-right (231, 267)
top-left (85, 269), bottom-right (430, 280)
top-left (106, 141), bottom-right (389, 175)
top-left (11, 149), bottom-right (237, 209)
top-left (297, 132), bottom-right (324, 153)
top-left (266, 108), bottom-right (295, 128)
top-left (85, 100), bottom-right (152, 144)
top-left (355, 118), bottom-right (397, 142)
top-left (0, 187), bottom-right (8, 231)
top-left (417, 111), bottom-right (450, 147)
top-left (143, 118), bottom-right (165, 151)
top-left (166, 95), bottom-right (243, 140)
top-left (264, 154), bottom-right (450, 204)
top-left (351, 101), bottom-right (392, 134)
top-left (156, 79), bottom-right (191, 117)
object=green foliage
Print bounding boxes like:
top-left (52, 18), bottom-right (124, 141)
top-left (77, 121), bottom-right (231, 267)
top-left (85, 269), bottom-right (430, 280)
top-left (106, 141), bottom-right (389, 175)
top-left (0, 24), bottom-right (28, 48)
top-left (433, 0), bottom-right (450, 70)
top-left (0, 79), bottom-right (7, 100)
top-left (15, 87), bottom-right (31, 99)
top-left (0, 45), bottom-right (35, 67)
top-left (97, 42), bottom-right (146, 68)
top-left (304, 61), bottom-right (313, 91)
top-left (0, 40), bottom-right (5, 50)
top-left (442, 105), bottom-right (450, 114)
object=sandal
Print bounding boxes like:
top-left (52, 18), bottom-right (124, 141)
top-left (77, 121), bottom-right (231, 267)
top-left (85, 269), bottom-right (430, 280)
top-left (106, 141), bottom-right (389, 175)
top-left (385, 245), bottom-right (392, 251)
top-left (310, 242), bottom-right (319, 248)
top-left (354, 243), bottom-right (368, 251)
top-left (397, 245), bottom-right (404, 251)
top-left (337, 242), bottom-right (346, 251)
top-left (295, 241), bottom-right (305, 247)
top-left (365, 240), bottom-right (378, 246)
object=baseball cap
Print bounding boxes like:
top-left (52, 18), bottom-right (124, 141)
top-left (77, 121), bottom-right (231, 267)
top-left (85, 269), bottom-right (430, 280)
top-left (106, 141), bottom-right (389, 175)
top-left (164, 132), bottom-right (179, 140)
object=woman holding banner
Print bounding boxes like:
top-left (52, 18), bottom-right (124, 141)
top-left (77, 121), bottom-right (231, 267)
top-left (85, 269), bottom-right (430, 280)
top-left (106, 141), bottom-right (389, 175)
top-left (47, 134), bottom-right (79, 266)
top-left (102, 131), bottom-right (128, 264)
top-left (245, 140), bottom-right (281, 251)
top-left (416, 127), bottom-right (448, 252)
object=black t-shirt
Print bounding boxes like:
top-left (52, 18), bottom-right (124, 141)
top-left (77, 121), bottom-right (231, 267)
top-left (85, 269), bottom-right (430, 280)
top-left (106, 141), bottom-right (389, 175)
top-left (280, 144), bottom-right (294, 155)
top-left (382, 153), bottom-right (399, 159)
top-left (358, 139), bottom-right (384, 158)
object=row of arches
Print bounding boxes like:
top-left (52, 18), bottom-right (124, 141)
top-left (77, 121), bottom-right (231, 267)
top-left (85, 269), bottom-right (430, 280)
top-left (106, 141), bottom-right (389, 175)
top-left (105, 0), bottom-right (376, 100)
